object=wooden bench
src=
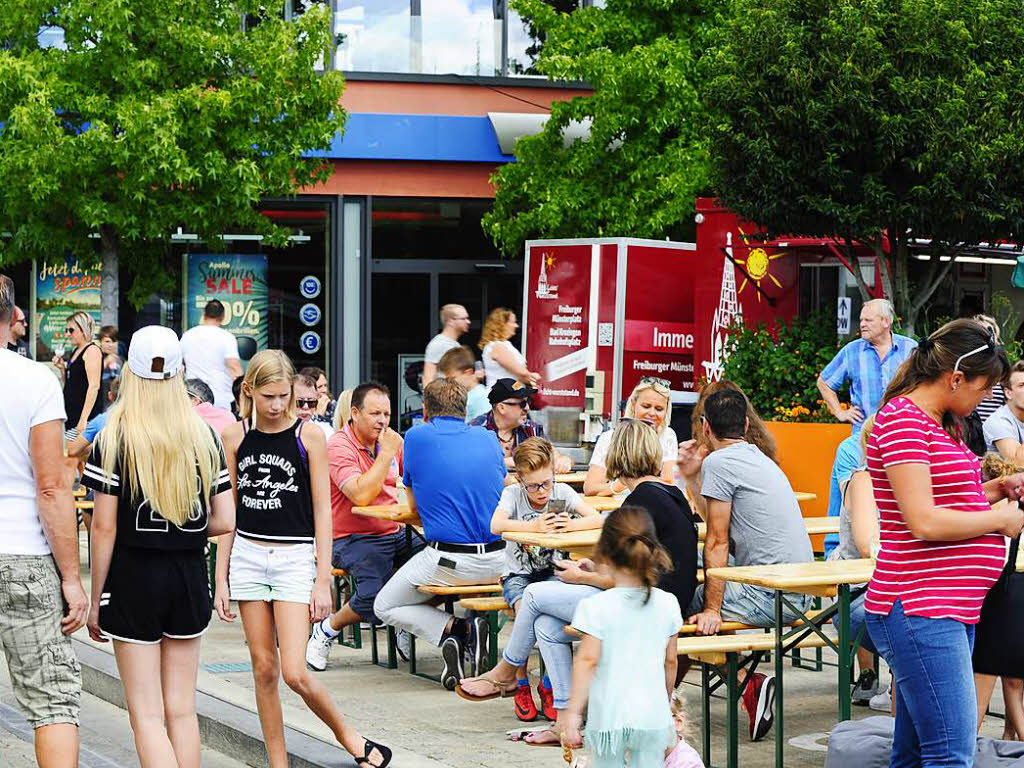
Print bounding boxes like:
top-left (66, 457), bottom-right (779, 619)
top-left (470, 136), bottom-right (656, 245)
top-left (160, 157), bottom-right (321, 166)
top-left (416, 584), bottom-right (502, 597)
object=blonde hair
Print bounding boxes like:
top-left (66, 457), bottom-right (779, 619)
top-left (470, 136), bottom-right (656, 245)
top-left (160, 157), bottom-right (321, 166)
top-left (625, 380), bottom-right (671, 435)
top-left (605, 420), bottom-right (662, 482)
top-left (513, 437), bottom-right (554, 474)
top-left (98, 366), bottom-right (221, 527)
top-left (333, 388), bottom-right (353, 431)
top-left (973, 314), bottom-right (1002, 344)
top-left (478, 307), bottom-right (514, 350)
top-left (68, 310), bottom-right (95, 341)
top-left (859, 414), bottom-right (876, 455)
top-left (670, 689), bottom-right (692, 744)
top-left (440, 304), bottom-right (465, 326)
top-left (240, 350), bottom-right (296, 427)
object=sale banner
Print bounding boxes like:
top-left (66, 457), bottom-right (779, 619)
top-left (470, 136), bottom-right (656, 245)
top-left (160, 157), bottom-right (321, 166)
top-left (185, 254), bottom-right (268, 367)
top-left (34, 256), bottom-right (102, 363)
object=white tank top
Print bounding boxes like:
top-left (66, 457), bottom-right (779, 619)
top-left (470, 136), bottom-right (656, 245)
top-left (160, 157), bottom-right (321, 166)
top-left (483, 340), bottom-right (526, 387)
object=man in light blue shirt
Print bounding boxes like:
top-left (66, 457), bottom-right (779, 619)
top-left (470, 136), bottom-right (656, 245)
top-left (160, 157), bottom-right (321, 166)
top-left (817, 299), bottom-right (917, 433)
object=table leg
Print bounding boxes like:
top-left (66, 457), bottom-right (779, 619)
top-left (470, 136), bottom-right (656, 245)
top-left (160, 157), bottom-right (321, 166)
top-left (838, 583), bottom-right (852, 721)
top-left (701, 662), bottom-right (712, 767)
top-left (727, 654), bottom-right (739, 768)
top-left (774, 590), bottom-right (784, 768)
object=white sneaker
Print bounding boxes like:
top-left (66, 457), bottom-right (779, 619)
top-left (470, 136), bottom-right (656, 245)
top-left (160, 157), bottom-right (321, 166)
top-left (868, 686), bottom-right (892, 713)
top-left (396, 629), bottom-right (412, 662)
top-left (305, 620), bottom-right (333, 672)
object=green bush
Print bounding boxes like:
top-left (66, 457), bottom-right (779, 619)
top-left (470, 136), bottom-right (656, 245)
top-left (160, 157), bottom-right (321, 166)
top-left (721, 313), bottom-right (846, 423)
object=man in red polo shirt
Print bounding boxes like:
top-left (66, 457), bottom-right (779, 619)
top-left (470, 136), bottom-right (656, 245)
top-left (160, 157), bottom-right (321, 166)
top-left (305, 381), bottom-right (423, 671)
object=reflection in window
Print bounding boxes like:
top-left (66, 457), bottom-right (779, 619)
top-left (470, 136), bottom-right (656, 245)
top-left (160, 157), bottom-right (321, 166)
top-left (507, 1), bottom-right (580, 76)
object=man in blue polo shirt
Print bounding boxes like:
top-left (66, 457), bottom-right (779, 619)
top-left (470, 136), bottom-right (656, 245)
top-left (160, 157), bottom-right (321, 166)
top-left (817, 298), bottom-right (917, 433)
top-left (374, 378), bottom-right (506, 691)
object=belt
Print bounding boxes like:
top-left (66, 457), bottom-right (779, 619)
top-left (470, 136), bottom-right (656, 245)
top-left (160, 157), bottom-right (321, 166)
top-left (430, 540), bottom-right (506, 555)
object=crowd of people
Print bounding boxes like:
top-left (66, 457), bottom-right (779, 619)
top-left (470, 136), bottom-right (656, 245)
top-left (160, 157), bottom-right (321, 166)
top-left (7, 274), bottom-right (1024, 768)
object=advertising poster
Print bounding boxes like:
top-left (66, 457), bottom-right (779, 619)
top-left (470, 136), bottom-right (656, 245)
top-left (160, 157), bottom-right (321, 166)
top-left (34, 257), bottom-right (102, 363)
top-left (185, 253), bottom-right (268, 368)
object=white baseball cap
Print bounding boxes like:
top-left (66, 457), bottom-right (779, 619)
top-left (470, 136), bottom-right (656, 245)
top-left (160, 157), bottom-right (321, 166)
top-left (127, 325), bottom-right (183, 380)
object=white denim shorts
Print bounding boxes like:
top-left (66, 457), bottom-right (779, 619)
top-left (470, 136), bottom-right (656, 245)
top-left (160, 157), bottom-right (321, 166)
top-left (228, 535), bottom-right (315, 604)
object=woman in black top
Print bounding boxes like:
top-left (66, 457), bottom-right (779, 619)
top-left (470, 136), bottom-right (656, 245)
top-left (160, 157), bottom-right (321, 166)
top-left (84, 326), bottom-right (235, 768)
top-left (217, 350), bottom-right (391, 768)
top-left (54, 310), bottom-right (102, 440)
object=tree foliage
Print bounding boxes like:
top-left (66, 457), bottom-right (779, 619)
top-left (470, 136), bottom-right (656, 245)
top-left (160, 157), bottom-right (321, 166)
top-left (483, 0), bottom-right (716, 254)
top-left (0, 0), bottom-right (345, 308)
top-left (705, 0), bottom-right (1024, 334)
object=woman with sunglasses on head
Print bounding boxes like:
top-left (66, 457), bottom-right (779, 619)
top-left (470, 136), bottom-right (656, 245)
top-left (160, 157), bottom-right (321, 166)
top-left (864, 318), bottom-right (1024, 768)
top-left (54, 311), bottom-right (102, 442)
top-left (584, 377), bottom-right (678, 497)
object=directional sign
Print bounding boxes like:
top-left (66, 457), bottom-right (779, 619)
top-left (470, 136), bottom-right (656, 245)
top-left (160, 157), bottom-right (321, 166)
top-left (837, 296), bottom-right (852, 337)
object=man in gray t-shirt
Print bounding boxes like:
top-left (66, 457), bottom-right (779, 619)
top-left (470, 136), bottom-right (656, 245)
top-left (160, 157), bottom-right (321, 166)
top-left (422, 304), bottom-right (471, 387)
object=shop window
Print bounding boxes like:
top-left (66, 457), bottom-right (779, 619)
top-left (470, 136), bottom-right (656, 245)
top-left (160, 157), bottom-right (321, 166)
top-left (371, 198), bottom-right (502, 260)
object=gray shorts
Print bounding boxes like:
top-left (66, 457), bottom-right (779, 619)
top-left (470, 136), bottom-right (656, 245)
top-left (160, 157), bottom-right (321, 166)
top-left (0, 555), bottom-right (81, 728)
top-left (688, 580), bottom-right (812, 627)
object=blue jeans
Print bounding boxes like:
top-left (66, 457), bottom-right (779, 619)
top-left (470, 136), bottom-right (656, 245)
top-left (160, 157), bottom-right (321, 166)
top-left (501, 580), bottom-right (600, 710)
top-left (866, 599), bottom-right (977, 768)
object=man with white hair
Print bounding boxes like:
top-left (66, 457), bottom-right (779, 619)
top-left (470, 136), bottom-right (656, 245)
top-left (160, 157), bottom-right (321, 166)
top-left (817, 298), bottom-right (917, 433)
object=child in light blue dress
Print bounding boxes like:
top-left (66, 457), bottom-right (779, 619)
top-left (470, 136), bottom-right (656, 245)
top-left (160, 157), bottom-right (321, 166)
top-left (562, 505), bottom-right (685, 768)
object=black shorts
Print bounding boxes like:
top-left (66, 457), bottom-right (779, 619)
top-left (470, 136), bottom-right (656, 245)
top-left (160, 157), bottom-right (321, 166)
top-left (100, 546), bottom-right (211, 644)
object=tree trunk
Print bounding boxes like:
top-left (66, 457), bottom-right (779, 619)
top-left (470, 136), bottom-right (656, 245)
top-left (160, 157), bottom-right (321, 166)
top-left (99, 226), bottom-right (119, 328)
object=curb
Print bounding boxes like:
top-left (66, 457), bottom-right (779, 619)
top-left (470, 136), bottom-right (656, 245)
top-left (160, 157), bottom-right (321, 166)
top-left (72, 637), bottom-right (341, 768)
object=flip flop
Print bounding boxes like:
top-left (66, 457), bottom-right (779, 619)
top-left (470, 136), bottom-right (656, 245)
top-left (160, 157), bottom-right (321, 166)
top-left (523, 726), bottom-right (562, 747)
top-left (506, 725), bottom-right (554, 742)
top-left (455, 676), bottom-right (518, 702)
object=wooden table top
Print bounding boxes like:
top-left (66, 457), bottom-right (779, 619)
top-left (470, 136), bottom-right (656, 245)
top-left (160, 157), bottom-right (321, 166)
top-left (352, 495), bottom-right (621, 526)
top-left (695, 516), bottom-right (838, 540)
top-left (555, 472), bottom-right (588, 485)
top-left (706, 559), bottom-right (875, 593)
top-left (795, 492), bottom-right (816, 502)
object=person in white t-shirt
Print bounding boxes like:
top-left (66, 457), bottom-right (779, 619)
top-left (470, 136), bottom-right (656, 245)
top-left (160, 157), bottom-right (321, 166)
top-left (180, 299), bottom-right (243, 410)
top-left (584, 377), bottom-right (679, 496)
top-left (422, 304), bottom-right (471, 387)
top-left (479, 307), bottom-right (540, 388)
top-left (0, 274), bottom-right (89, 764)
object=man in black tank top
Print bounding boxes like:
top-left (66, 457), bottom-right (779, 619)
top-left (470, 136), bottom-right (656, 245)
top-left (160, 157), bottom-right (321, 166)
top-left (373, 380), bottom-right (507, 690)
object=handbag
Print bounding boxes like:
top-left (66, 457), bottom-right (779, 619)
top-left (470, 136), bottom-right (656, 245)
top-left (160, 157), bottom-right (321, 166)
top-left (973, 533), bottom-right (1024, 678)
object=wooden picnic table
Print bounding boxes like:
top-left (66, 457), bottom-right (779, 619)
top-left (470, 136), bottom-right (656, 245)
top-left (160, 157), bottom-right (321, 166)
top-left (706, 558), bottom-right (875, 768)
top-left (352, 495), bottom-right (623, 528)
top-left (555, 471), bottom-right (588, 485)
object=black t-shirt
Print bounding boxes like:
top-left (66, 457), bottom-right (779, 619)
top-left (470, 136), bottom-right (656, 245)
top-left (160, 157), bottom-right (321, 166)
top-left (82, 435), bottom-right (231, 551)
top-left (622, 481), bottom-right (700, 615)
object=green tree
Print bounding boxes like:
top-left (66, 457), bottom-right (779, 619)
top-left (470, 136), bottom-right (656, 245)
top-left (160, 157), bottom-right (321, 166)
top-left (483, 0), bottom-right (716, 254)
top-left (705, 0), bottom-right (1024, 335)
top-left (0, 1), bottom-right (345, 319)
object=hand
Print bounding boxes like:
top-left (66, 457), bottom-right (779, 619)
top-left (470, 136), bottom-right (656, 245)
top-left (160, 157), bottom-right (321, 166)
top-left (532, 513), bottom-right (560, 533)
top-left (316, 393), bottom-right (330, 416)
top-left (677, 440), bottom-right (707, 481)
top-left (1003, 474), bottom-right (1024, 502)
top-left (553, 512), bottom-right (572, 532)
top-left (379, 427), bottom-right (403, 456)
top-left (836, 406), bottom-right (865, 424)
top-left (686, 609), bottom-right (723, 636)
top-left (553, 558), bottom-right (590, 585)
top-left (574, 558), bottom-right (596, 573)
top-left (561, 715), bottom-right (584, 750)
top-left (214, 580), bottom-right (236, 622)
top-left (998, 503), bottom-right (1024, 538)
top-left (60, 579), bottom-right (89, 635)
top-left (87, 604), bottom-right (106, 643)
top-left (554, 454), bottom-right (573, 474)
top-left (310, 578), bottom-right (332, 623)
top-left (527, 371), bottom-right (541, 387)
top-left (52, 355), bottom-right (66, 370)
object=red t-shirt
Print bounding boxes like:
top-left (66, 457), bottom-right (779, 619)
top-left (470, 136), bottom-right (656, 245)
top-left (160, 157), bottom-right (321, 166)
top-left (328, 424), bottom-right (403, 539)
top-left (865, 396), bottom-right (1006, 623)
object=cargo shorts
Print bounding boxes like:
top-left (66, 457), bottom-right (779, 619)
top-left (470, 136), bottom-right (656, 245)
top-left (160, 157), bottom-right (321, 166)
top-left (0, 555), bottom-right (81, 728)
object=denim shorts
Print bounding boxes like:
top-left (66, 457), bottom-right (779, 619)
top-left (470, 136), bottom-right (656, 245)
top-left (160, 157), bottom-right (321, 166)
top-left (501, 572), bottom-right (558, 608)
top-left (228, 535), bottom-right (314, 604)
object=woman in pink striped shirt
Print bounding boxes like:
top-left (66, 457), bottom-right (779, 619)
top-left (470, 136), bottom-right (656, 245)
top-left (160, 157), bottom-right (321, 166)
top-left (865, 319), bottom-right (1024, 768)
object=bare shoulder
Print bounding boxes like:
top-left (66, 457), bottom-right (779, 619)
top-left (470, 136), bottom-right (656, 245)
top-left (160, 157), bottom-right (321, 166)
top-left (300, 420), bottom-right (327, 448)
top-left (221, 420), bottom-right (244, 449)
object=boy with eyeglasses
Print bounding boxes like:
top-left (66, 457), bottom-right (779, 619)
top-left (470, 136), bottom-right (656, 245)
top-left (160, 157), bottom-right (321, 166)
top-left (489, 437), bottom-right (601, 722)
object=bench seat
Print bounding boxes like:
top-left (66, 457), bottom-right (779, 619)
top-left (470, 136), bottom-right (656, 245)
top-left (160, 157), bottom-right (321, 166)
top-left (677, 631), bottom-right (830, 666)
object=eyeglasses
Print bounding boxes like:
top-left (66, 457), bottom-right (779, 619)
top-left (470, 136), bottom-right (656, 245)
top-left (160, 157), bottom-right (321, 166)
top-left (295, 398), bottom-right (318, 409)
top-left (520, 478), bottom-right (553, 493)
top-left (953, 329), bottom-right (999, 375)
top-left (639, 376), bottom-right (671, 390)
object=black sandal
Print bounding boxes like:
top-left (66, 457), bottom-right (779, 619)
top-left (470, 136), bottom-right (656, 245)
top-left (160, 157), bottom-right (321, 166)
top-left (355, 738), bottom-right (392, 768)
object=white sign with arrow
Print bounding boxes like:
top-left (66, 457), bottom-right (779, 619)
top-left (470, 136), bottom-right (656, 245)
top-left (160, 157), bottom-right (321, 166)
top-left (837, 297), bottom-right (852, 337)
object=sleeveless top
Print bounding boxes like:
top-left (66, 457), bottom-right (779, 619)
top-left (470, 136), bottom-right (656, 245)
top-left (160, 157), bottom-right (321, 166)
top-left (64, 342), bottom-right (101, 426)
top-left (483, 340), bottom-right (526, 387)
top-left (235, 419), bottom-right (314, 543)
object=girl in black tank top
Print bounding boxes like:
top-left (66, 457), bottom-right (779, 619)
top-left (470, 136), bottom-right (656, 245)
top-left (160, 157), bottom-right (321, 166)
top-left (216, 351), bottom-right (392, 768)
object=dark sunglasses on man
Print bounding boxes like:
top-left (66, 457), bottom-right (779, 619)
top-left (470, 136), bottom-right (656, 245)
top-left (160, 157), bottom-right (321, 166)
top-left (296, 398), bottom-right (318, 409)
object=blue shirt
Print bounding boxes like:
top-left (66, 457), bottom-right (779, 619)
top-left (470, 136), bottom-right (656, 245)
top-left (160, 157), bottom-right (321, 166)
top-left (403, 416), bottom-right (506, 544)
top-left (81, 411), bottom-right (109, 444)
top-left (821, 333), bottom-right (917, 433)
top-left (824, 435), bottom-right (863, 555)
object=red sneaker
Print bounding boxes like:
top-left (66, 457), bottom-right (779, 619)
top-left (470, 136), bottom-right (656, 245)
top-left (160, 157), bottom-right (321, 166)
top-left (514, 683), bottom-right (538, 722)
top-left (740, 672), bottom-right (776, 741)
top-left (538, 681), bottom-right (557, 721)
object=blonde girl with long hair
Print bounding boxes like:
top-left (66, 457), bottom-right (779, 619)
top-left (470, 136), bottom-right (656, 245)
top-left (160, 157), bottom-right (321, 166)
top-left (479, 307), bottom-right (539, 388)
top-left (54, 309), bottom-right (103, 441)
top-left (84, 326), bottom-right (235, 768)
top-left (215, 351), bottom-right (392, 768)
top-left (584, 377), bottom-right (679, 496)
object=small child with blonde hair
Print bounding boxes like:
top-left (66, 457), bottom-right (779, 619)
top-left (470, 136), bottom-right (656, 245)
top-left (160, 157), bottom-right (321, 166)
top-left (664, 690), bottom-right (705, 767)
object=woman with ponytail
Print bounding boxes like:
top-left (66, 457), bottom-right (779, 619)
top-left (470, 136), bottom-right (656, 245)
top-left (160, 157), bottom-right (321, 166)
top-left (561, 505), bottom-right (688, 767)
top-left (864, 318), bottom-right (1024, 768)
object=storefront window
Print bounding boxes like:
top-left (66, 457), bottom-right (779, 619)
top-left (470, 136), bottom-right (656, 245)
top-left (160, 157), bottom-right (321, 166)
top-left (371, 198), bottom-right (501, 260)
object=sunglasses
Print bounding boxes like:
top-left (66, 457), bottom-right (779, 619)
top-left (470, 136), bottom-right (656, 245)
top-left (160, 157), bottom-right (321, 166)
top-left (295, 398), bottom-right (318, 409)
top-left (501, 399), bottom-right (529, 408)
top-left (65, 326), bottom-right (76, 334)
top-left (639, 376), bottom-right (671, 389)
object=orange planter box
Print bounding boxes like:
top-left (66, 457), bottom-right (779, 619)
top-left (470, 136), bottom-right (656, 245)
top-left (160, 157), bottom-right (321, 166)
top-left (766, 421), bottom-right (851, 551)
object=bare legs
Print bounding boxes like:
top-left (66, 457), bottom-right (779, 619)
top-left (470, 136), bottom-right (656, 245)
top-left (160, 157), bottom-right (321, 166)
top-left (34, 723), bottom-right (79, 768)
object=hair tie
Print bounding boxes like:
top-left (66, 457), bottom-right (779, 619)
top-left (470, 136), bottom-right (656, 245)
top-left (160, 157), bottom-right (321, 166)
top-left (629, 534), bottom-right (655, 549)
top-left (918, 337), bottom-right (934, 354)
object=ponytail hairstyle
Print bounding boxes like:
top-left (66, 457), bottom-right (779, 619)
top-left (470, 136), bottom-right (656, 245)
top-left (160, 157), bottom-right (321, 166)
top-left (881, 318), bottom-right (1009, 440)
top-left (594, 505), bottom-right (672, 604)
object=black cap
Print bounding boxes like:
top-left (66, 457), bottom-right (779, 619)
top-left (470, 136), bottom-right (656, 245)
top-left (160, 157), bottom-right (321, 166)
top-left (488, 378), bottom-right (538, 405)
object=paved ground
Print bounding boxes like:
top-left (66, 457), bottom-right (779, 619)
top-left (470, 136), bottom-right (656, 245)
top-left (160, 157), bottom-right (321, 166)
top-left (68, 537), bottom-right (1015, 767)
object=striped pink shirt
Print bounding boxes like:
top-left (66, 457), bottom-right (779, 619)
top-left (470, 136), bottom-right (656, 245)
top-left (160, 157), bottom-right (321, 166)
top-left (865, 396), bottom-right (1005, 623)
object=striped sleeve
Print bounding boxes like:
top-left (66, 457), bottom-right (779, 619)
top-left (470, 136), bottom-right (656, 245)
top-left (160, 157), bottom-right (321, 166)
top-left (81, 441), bottom-right (120, 496)
top-left (212, 445), bottom-right (232, 496)
top-left (875, 406), bottom-right (930, 466)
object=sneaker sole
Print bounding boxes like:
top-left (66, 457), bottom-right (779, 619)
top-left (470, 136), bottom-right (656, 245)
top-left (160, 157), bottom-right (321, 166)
top-left (440, 639), bottom-right (464, 691)
top-left (472, 618), bottom-right (490, 675)
top-left (752, 676), bottom-right (776, 742)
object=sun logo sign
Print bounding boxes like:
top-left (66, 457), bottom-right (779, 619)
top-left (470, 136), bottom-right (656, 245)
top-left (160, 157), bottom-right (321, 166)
top-left (734, 228), bottom-right (784, 301)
